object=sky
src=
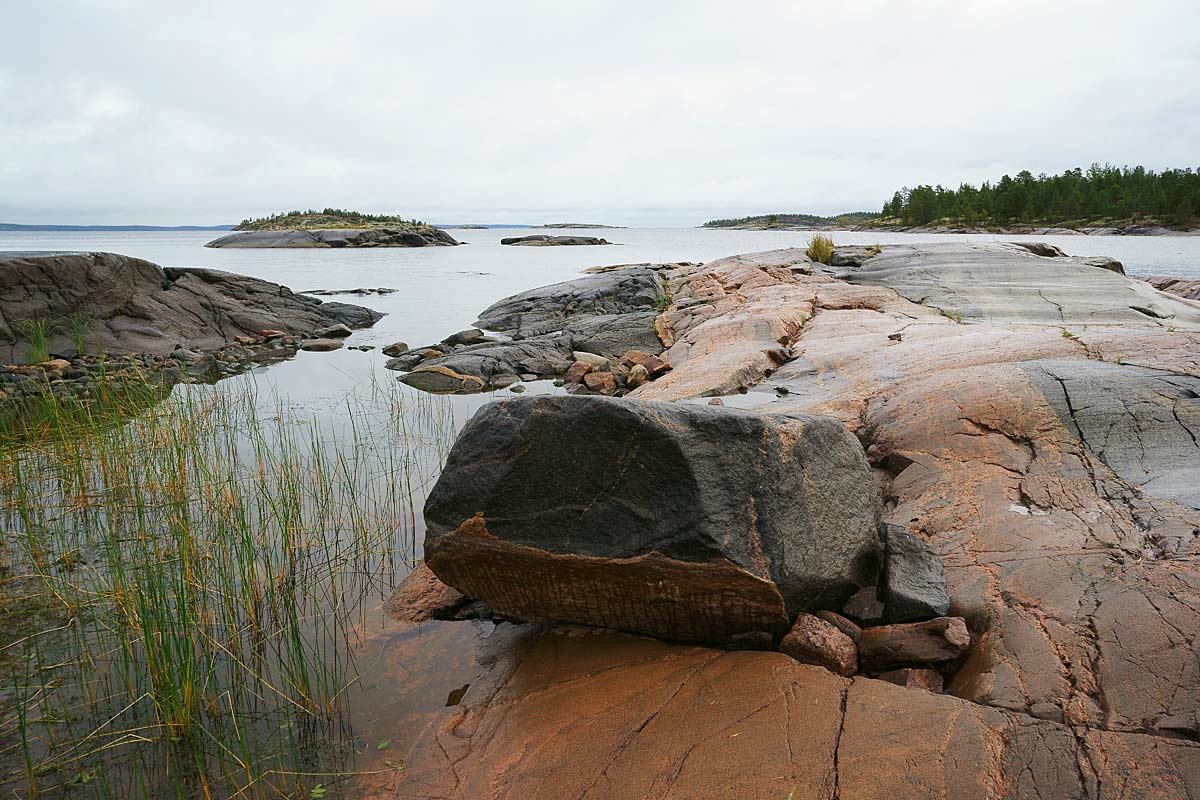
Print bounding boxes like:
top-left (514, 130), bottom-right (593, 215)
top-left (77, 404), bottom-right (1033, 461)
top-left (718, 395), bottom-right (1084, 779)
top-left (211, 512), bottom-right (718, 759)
top-left (2, 0), bottom-right (1198, 226)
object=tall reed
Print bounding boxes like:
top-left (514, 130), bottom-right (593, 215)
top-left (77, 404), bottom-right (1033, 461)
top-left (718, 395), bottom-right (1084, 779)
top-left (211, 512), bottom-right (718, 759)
top-left (0, 371), bottom-right (455, 798)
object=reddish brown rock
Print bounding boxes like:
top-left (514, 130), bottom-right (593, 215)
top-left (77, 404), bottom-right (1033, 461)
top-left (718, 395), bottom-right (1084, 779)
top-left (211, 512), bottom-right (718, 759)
top-left (779, 613), bottom-right (858, 676)
top-left (582, 370), bottom-right (617, 395)
top-left (383, 562), bottom-right (469, 623)
top-left (842, 586), bottom-right (885, 625)
top-left (564, 360), bottom-right (593, 384)
top-left (815, 609), bottom-right (862, 644)
top-left (878, 667), bottom-right (944, 693)
top-left (858, 617), bottom-right (971, 671)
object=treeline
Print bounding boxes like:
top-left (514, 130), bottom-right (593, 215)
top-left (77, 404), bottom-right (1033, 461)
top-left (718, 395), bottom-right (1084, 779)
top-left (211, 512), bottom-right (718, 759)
top-left (882, 164), bottom-right (1200, 227)
top-left (703, 211), bottom-right (879, 228)
top-left (237, 208), bottom-right (427, 229)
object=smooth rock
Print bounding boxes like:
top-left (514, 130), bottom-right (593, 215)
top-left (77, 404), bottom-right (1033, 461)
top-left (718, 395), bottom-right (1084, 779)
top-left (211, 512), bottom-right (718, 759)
top-left (205, 227), bottom-right (459, 248)
top-left (500, 235), bottom-right (610, 246)
top-left (382, 341), bottom-right (410, 357)
top-left (443, 328), bottom-right (487, 347)
top-left (423, 396), bottom-right (882, 644)
top-left (401, 365), bottom-right (486, 394)
top-left (779, 613), bottom-right (858, 676)
top-left (313, 323), bottom-right (353, 338)
top-left (299, 338), bottom-right (344, 352)
top-left (858, 617), bottom-right (971, 671)
top-left (882, 524), bottom-right (950, 623)
top-left (572, 351), bottom-right (609, 369)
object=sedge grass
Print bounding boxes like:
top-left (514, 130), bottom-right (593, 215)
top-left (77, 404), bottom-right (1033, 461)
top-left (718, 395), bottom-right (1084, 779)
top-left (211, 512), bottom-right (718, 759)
top-left (0, 372), bottom-right (455, 798)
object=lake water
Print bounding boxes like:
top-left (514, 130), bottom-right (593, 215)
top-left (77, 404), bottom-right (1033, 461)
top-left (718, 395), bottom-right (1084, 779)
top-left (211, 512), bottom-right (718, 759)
top-left (3, 227), bottom-right (1199, 796)
top-left (4, 226), bottom-right (1198, 418)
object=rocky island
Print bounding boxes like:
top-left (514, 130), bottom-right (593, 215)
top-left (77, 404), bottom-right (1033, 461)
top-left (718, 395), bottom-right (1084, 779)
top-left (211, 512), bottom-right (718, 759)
top-left (205, 208), bottom-right (459, 248)
top-left (377, 241), bottom-right (1200, 798)
top-left (0, 251), bottom-right (381, 402)
top-left (500, 234), bottom-right (612, 246)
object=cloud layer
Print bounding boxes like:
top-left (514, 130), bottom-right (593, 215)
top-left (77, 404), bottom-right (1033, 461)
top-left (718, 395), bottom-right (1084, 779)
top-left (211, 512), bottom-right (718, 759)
top-left (3, 0), bottom-right (1197, 225)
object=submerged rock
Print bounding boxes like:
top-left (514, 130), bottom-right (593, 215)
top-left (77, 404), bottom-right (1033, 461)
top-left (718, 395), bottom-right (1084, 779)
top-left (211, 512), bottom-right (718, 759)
top-left (423, 395), bottom-right (881, 644)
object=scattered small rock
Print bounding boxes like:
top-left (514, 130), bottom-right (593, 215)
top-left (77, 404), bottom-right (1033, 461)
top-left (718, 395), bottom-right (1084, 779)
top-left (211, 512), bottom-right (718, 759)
top-left (842, 586), bottom-right (885, 626)
top-left (313, 323), bottom-right (353, 338)
top-left (877, 667), bottom-right (944, 693)
top-left (626, 363), bottom-right (650, 389)
top-left (582, 371), bottom-right (617, 395)
top-left (572, 351), bottom-right (609, 369)
top-left (858, 617), bottom-right (971, 671)
top-left (779, 613), bottom-right (858, 677)
top-left (382, 341), bottom-right (410, 357)
top-left (815, 609), bottom-right (863, 644)
top-left (564, 361), bottom-right (594, 384)
top-left (300, 338), bottom-right (345, 352)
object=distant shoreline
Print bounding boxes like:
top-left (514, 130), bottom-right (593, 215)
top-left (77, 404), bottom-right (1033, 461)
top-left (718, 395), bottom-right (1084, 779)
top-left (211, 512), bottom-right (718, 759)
top-left (0, 223), bottom-right (236, 232)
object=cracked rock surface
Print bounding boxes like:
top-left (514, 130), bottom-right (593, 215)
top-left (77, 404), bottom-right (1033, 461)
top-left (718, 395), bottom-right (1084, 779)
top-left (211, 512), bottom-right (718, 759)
top-left (380, 242), bottom-right (1200, 799)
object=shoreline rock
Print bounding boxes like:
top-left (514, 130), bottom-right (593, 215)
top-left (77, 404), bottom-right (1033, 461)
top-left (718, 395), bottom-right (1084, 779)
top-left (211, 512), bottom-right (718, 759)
top-left (205, 227), bottom-right (459, 248)
top-left (500, 234), bottom-right (612, 246)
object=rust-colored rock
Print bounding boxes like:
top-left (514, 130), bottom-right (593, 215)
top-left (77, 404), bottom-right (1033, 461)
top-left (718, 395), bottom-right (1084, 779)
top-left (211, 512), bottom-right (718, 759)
top-left (842, 586), bottom-right (885, 625)
top-left (582, 370), bottom-right (617, 395)
top-left (383, 562), bottom-right (469, 623)
top-left (859, 617), bottom-right (971, 671)
top-left (779, 613), bottom-right (858, 676)
top-left (878, 667), bottom-right (944, 693)
top-left (815, 609), bottom-right (862, 644)
top-left (563, 360), bottom-right (592, 384)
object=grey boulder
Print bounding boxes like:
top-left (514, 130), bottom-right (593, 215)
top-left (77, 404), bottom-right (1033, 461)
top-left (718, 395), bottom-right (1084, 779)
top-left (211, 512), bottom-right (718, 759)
top-left (881, 524), bottom-right (950, 623)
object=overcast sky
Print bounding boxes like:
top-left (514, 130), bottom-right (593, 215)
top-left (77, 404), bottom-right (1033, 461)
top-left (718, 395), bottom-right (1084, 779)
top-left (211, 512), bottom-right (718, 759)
top-left (2, 0), bottom-right (1197, 226)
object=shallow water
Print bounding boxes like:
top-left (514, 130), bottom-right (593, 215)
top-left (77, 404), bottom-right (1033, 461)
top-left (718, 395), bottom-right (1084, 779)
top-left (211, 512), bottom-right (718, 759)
top-left (2, 226), bottom-right (1199, 795)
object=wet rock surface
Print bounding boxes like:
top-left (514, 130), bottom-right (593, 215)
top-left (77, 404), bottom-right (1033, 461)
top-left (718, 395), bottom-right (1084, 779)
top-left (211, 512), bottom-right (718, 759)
top-left (386, 241), bottom-right (1200, 798)
top-left (423, 395), bottom-right (881, 643)
top-left (0, 251), bottom-right (382, 365)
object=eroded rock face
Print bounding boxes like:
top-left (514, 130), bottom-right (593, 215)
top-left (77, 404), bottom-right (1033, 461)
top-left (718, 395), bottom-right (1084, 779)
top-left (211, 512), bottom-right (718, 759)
top-left (0, 251), bottom-right (382, 363)
top-left (423, 395), bottom-right (881, 643)
top-left (205, 227), bottom-right (458, 247)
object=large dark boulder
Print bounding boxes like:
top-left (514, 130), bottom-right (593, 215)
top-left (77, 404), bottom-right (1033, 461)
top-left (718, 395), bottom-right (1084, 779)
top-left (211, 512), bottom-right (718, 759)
top-left (423, 396), bottom-right (882, 644)
top-left (0, 251), bottom-right (382, 363)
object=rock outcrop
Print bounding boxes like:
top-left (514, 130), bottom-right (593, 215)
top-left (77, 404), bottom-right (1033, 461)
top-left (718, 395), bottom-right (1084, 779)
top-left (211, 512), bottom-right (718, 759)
top-left (0, 251), bottom-right (381, 364)
top-left (423, 395), bottom-right (881, 644)
top-left (1143, 274), bottom-right (1200, 301)
top-left (377, 240), bottom-right (1200, 798)
top-left (205, 227), bottom-right (458, 247)
top-left (500, 234), bottom-right (611, 246)
top-left (390, 265), bottom-right (680, 392)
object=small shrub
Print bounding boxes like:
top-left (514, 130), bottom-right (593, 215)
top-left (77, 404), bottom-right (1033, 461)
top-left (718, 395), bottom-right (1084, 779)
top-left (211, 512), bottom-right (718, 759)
top-left (806, 234), bottom-right (835, 265)
top-left (655, 289), bottom-right (672, 312)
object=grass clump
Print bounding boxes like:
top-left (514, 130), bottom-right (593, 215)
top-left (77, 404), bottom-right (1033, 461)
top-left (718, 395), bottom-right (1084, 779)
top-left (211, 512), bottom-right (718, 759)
top-left (0, 374), bottom-right (455, 798)
top-left (806, 234), bottom-right (835, 265)
top-left (15, 319), bottom-right (54, 364)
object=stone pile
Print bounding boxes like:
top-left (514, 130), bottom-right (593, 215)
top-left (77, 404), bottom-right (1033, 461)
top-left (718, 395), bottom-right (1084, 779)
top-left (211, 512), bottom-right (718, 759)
top-left (559, 348), bottom-right (672, 396)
